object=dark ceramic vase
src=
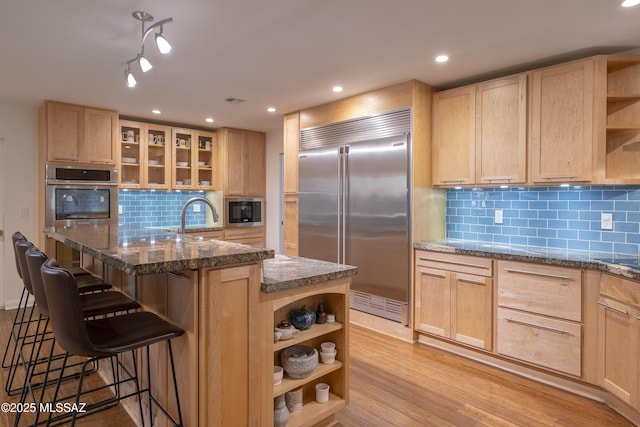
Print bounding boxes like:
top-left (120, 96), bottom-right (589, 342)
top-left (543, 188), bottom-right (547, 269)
top-left (289, 305), bottom-right (316, 330)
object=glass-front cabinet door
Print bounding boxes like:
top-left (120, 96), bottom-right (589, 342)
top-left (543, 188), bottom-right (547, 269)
top-left (172, 128), bottom-right (196, 190)
top-left (119, 120), bottom-right (143, 188)
top-left (195, 131), bottom-right (217, 190)
top-left (145, 124), bottom-right (171, 189)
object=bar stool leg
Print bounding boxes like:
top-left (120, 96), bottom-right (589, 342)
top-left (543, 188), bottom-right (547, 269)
top-left (2, 288), bottom-right (27, 368)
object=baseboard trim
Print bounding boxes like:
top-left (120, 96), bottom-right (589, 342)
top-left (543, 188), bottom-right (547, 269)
top-left (349, 309), bottom-right (414, 343)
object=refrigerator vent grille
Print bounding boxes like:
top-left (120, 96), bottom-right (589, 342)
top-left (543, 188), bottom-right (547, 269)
top-left (350, 291), bottom-right (403, 324)
top-left (300, 108), bottom-right (411, 150)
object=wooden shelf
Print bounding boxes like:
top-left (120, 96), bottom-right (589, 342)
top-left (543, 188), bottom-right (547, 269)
top-left (606, 126), bottom-right (640, 132)
top-left (274, 361), bottom-right (342, 396)
top-left (286, 393), bottom-right (345, 427)
top-left (607, 95), bottom-right (640, 102)
top-left (274, 322), bottom-right (343, 352)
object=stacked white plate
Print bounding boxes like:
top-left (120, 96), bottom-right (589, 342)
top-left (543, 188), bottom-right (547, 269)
top-left (176, 162), bottom-right (189, 167)
top-left (121, 157), bottom-right (136, 164)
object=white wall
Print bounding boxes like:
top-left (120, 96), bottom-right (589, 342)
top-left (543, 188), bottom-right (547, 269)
top-left (265, 127), bottom-right (284, 254)
top-left (0, 104), bottom-right (39, 309)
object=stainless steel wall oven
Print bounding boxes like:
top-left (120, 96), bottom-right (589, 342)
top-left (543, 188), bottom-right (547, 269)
top-left (45, 164), bottom-right (118, 266)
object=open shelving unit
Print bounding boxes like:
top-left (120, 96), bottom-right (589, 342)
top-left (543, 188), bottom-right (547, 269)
top-left (269, 280), bottom-right (349, 427)
top-left (604, 55), bottom-right (640, 183)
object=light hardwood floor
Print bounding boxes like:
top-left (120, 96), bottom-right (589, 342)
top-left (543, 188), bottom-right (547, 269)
top-left (0, 307), bottom-right (633, 426)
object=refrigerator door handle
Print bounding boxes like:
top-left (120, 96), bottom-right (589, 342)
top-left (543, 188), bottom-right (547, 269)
top-left (337, 146), bottom-right (343, 264)
top-left (342, 145), bottom-right (349, 265)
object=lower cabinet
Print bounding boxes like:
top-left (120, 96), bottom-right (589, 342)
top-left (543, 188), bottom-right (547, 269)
top-left (496, 260), bottom-right (583, 377)
top-left (598, 274), bottom-right (640, 409)
top-left (223, 226), bottom-right (266, 248)
top-left (414, 251), bottom-right (493, 351)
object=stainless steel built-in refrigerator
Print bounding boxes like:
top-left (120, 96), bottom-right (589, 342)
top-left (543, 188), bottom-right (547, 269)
top-left (298, 109), bottom-right (411, 325)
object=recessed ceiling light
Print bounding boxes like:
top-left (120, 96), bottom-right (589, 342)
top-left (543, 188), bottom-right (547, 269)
top-left (205, 118), bottom-right (214, 123)
top-left (332, 86), bottom-right (343, 93)
top-left (622, 0), bottom-right (640, 7)
top-left (435, 55), bottom-right (449, 63)
top-left (267, 107), bottom-right (276, 113)
top-left (152, 109), bottom-right (161, 114)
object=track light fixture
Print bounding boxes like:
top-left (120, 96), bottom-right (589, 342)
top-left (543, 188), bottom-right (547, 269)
top-left (123, 11), bottom-right (173, 88)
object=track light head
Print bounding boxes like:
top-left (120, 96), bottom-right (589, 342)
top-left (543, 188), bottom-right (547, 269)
top-left (155, 32), bottom-right (172, 54)
top-left (139, 55), bottom-right (153, 72)
top-left (125, 66), bottom-right (137, 88)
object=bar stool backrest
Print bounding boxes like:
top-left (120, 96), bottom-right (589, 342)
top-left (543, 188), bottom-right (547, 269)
top-left (11, 232), bottom-right (26, 279)
top-left (25, 246), bottom-right (51, 317)
top-left (41, 259), bottom-right (100, 358)
top-left (14, 239), bottom-right (35, 295)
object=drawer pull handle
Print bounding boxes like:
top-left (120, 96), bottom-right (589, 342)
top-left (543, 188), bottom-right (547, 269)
top-left (597, 301), bottom-right (629, 315)
top-left (504, 268), bottom-right (571, 282)
top-left (168, 271), bottom-right (185, 278)
top-left (421, 258), bottom-right (490, 270)
top-left (457, 277), bottom-right (486, 285)
top-left (439, 179), bottom-right (467, 184)
top-left (539, 175), bottom-right (578, 180)
top-left (504, 317), bottom-right (571, 335)
top-left (420, 270), bottom-right (446, 279)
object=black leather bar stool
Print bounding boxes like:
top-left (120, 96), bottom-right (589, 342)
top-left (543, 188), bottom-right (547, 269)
top-left (3, 232), bottom-right (114, 381)
top-left (5, 236), bottom-right (113, 397)
top-left (13, 245), bottom-right (141, 426)
top-left (41, 259), bottom-right (185, 427)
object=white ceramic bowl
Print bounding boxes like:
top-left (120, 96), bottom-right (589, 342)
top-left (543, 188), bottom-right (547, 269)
top-left (198, 161), bottom-right (206, 166)
top-left (176, 161), bottom-right (189, 167)
top-left (200, 181), bottom-right (210, 186)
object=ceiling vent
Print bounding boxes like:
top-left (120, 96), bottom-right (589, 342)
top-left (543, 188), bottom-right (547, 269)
top-left (224, 97), bottom-right (247, 105)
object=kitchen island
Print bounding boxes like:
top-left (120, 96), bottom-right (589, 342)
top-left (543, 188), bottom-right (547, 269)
top-left (45, 225), bottom-right (357, 427)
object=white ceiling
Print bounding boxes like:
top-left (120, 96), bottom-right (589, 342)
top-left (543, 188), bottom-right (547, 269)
top-left (1, 0), bottom-right (640, 132)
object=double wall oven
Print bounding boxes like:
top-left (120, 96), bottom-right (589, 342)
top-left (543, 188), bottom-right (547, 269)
top-left (45, 164), bottom-right (118, 265)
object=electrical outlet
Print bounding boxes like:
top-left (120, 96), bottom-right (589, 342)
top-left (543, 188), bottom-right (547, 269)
top-left (495, 209), bottom-right (503, 224)
top-left (193, 204), bottom-right (201, 213)
top-left (100, 196), bottom-right (105, 203)
top-left (118, 205), bottom-right (123, 215)
top-left (601, 212), bottom-right (613, 230)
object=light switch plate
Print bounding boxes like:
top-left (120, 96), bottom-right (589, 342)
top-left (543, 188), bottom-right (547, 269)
top-left (495, 209), bottom-right (503, 224)
top-left (601, 213), bottom-right (613, 230)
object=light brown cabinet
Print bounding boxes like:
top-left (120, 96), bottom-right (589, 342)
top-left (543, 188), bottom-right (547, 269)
top-left (598, 273), bottom-right (640, 409)
top-left (223, 226), bottom-right (266, 248)
top-left (476, 75), bottom-right (528, 184)
top-left (284, 112), bottom-right (300, 194)
top-left (496, 260), bottom-right (583, 376)
top-left (41, 101), bottom-right (117, 165)
top-left (414, 251), bottom-right (493, 351)
top-left (433, 74), bottom-right (527, 187)
top-left (217, 128), bottom-right (266, 196)
top-left (119, 121), bottom-right (172, 189)
top-left (432, 86), bottom-right (476, 186)
top-left (529, 58), bottom-right (595, 184)
top-left (283, 195), bottom-right (298, 256)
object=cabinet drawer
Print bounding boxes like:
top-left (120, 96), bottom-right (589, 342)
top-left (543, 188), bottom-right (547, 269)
top-left (497, 260), bottom-right (582, 321)
top-left (497, 307), bottom-right (581, 377)
top-left (415, 250), bottom-right (492, 277)
top-left (600, 273), bottom-right (640, 308)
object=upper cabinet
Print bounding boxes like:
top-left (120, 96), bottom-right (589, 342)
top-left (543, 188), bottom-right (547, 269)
top-left (476, 75), bottom-right (528, 185)
top-left (283, 112), bottom-right (300, 194)
top-left (217, 128), bottom-right (266, 196)
top-left (433, 74), bottom-right (527, 187)
top-left (602, 55), bottom-right (640, 184)
top-left (41, 101), bottom-right (117, 165)
top-left (432, 86), bottom-right (476, 186)
top-left (529, 58), bottom-right (595, 184)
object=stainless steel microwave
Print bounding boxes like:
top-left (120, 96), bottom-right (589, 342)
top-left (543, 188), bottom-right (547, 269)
top-left (224, 197), bottom-right (264, 227)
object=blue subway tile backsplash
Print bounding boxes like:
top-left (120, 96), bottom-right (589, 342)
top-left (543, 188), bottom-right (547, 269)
top-left (446, 186), bottom-right (640, 256)
top-left (118, 190), bottom-right (220, 229)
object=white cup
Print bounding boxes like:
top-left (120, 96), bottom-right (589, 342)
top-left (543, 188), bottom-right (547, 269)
top-left (320, 350), bottom-right (336, 365)
top-left (315, 383), bottom-right (330, 403)
top-left (320, 342), bottom-right (336, 353)
top-left (326, 314), bottom-right (335, 323)
top-left (273, 366), bottom-right (283, 385)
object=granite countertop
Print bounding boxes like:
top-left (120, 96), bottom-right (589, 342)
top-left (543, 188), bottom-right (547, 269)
top-left (261, 255), bottom-right (358, 293)
top-left (45, 224), bottom-right (273, 276)
top-left (416, 239), bottom-right (640, 281)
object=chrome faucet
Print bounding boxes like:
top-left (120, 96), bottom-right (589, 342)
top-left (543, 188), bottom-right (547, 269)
top-left (180, 197), bottom-right (219, 233)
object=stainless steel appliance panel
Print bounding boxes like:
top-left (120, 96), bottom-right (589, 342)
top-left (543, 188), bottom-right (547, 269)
top-left (298, 146), bottom-right (340, 264)
top-left (345, 135), bottom-right (409, 302)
